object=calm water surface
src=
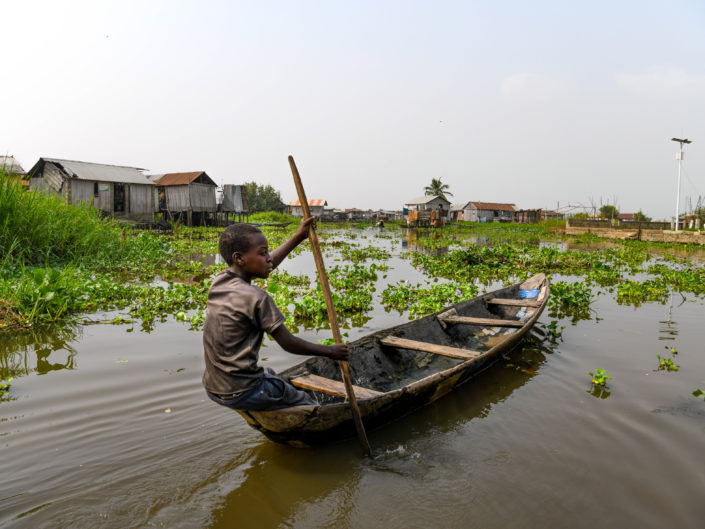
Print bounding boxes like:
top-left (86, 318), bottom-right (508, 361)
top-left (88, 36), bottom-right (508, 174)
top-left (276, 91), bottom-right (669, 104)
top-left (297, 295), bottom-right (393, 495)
top-left (1, 227), bottom-right (704, 528)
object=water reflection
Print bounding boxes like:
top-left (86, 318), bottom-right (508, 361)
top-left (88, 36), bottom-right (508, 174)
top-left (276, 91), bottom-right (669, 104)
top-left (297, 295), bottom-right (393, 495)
top-left (0, 324), bottom-right (81, 379)
top-left (658, 294), bottom-right (679, 342)
top-left (209, 330), bottom-right (553, 528)
top-left (208, 440), bottom-right (364, 529)
top-left (588, 387), bottom-right (612, 399)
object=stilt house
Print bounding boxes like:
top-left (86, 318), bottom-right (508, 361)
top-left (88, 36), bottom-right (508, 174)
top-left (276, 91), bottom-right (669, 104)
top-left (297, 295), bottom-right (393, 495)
top-left (27, 157), bottom-right (155, 222)
top-left (221, 184), bottom-right (250, 223)
top-left (148, 171), bottom-right (217, 226)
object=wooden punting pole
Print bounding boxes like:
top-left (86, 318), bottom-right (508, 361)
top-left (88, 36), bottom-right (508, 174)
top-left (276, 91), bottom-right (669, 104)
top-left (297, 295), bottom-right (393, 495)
top-left (288, 155), bottom-right (373, 457)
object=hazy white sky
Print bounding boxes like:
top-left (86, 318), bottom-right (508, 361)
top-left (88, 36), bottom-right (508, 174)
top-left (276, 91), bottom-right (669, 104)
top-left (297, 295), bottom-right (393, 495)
top-left (3, 0), bottom-right (705, 218)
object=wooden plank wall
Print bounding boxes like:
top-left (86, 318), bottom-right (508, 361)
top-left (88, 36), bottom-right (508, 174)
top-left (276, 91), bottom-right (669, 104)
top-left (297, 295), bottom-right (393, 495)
top-left (44, 163), bottom-right (64, 192)
top-left (190, 183), bottom-right (216, 212)
top-left (129, 184), bottom-right (154, 215)
top-left (70, 180), bottom-right (95, 204)
top-left (165, 186), bottom-right (190, 211)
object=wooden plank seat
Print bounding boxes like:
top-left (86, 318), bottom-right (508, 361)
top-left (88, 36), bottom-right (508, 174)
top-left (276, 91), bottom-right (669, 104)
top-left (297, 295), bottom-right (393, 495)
top-left (380, 336), bottom-right (481, 360)
top-left (290, 373), bottom-right (383, 400)
top-left (487, 298), bottom-right (541, 308)
top-left (439, 315), bottom-right (525, 328)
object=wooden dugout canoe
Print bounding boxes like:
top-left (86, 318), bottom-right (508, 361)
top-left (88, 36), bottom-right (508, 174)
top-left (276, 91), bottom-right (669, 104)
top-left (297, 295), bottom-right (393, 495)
top-left (237, 273), bottom-right (550, 447)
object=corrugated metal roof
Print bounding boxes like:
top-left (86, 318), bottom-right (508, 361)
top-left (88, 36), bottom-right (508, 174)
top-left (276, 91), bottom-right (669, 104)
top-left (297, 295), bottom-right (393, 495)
top-left (40, 158), bottom-right (152, 185)
top-left (149, 171), bottom-right (216, 186)
top-left (405, 195), bottom-right (449, 205)
top-left (290, 199), bottom-right (327, 207)
top-left (469, 201), bottom-right (516, 211)
top-left (0, 155), bottom-right (25, 174)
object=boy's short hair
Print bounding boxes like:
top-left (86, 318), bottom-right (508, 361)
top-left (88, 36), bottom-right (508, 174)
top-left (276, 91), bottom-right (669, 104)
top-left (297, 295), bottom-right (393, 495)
top-left (219, 224), bottom-right (263, 265)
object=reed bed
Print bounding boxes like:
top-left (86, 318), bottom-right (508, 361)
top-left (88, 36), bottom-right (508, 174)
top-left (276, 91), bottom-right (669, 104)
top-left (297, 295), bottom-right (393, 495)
top-left (0, 170), bottom-right (166, 327)
top-left (0, 170), bottom-right (126, 267)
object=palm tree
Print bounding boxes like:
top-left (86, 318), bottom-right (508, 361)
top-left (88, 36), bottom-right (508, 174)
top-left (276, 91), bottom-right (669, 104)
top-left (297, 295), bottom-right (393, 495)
top-left (424, 177), bottom-right (453, 201)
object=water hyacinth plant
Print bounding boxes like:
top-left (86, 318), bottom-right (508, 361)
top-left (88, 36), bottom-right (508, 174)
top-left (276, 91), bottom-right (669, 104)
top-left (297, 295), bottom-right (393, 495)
top-left (655, 354), bottom-right (679, 372)
top-left (0, 376), bottom-right (12, 397)
top-left (588, 368), bottom-right (612, 386)
top-left (693, 384), bottom-right (705, 401)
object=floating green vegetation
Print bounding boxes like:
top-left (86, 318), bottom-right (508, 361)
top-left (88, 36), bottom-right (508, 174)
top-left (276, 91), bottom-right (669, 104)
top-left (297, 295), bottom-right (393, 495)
top-left (340, 245), bottom-right (391, 263)
top-left (0, 376), bottom-right (12, 398)
top-left (656, 353), bottom-right (679, 372)
top-left (693, 385), bottom-right (705, 401)
top-left (542, 320), bottom-right (565, 342)
top-left (589, 368), bottom-right (612, 386)
top-left (381, 280), bottom-right (479, 319)
top-left (547, 281), bottom-right (593, 322)
top-left (616, 278), bottom-right (669, 305)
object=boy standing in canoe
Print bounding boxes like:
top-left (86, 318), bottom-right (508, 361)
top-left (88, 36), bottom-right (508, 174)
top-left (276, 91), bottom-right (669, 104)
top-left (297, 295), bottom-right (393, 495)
top-left (202, 218), bottom-right (348, 411)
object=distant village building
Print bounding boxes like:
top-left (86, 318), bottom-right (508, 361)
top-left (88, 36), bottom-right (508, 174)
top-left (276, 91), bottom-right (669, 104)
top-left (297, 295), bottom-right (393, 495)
top-left (148, 171), bottom-right (217, 226)
top-left (341, 208), bottom-right (365, 221)
top-left (289, 199), bottom-right (327, 217)
top-left (28, 157), bottom-right (155, 223)
top-left (449, 203), bottom-right (466, 222)
top-left (404, 196), bottom-right (451, 215)
top-left (463, 201), bottom-right (515, 223)
top-left (370, 210), bottom-right (399, 221)
top-left (540, 210), bottom-right (563, 220)
top-left (513, 209), bottom-right (541, 224)
top-left (618, 213), bottom-right (635, 222)
top-left (1, 155), bottom-right (28, 188)
top-left (404, 196), bottom-right (451, 227)
top-left (1, 155), bottom-right (25, 176)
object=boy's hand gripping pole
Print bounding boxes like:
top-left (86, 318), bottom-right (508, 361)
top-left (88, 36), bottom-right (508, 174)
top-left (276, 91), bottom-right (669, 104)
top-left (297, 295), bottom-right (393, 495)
top-left (288, 155), bottom-right (373, 457)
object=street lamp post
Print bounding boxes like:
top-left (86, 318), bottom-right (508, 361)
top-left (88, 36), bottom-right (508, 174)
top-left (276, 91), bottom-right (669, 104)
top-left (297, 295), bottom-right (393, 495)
top-left (671, 137), bottom-right (692, 231)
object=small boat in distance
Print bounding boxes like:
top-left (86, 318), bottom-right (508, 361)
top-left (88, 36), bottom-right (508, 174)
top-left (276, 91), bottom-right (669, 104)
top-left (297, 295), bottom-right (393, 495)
top-left (237, 273), bottom-right (550, 447)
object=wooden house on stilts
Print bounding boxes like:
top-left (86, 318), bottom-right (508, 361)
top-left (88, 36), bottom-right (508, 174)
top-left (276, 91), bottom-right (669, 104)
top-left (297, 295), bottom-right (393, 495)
top-left (27, 158), bottom-right (156, 223)
top-left (148, 171), bottom-right (217, 226)
top-left (220, 184), bottom-right (250, 223)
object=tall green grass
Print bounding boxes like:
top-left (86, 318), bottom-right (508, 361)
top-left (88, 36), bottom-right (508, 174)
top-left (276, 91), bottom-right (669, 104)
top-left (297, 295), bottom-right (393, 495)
top-left (1, 170), bottom-right (167, 327)
top-left (0, 169), bottom-right (125, 267)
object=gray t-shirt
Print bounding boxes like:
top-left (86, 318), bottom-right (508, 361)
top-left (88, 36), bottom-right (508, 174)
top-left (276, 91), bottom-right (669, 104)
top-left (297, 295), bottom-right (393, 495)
top-left (202, 269), bottom-right (285, 395)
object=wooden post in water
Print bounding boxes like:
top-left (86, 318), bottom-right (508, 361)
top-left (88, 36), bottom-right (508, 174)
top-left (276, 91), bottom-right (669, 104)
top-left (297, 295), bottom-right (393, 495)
top-left (288, 155), bottom-right (373, 457)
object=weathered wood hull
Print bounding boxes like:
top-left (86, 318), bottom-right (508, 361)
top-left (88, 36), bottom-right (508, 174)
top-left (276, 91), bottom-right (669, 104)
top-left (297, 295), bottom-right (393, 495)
top-left (237, 274), bottom-right (549, 447)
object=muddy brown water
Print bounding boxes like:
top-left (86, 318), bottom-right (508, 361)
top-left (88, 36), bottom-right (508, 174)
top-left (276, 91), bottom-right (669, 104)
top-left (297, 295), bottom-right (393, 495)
top-left (1, 228), bottom-right (704, 528)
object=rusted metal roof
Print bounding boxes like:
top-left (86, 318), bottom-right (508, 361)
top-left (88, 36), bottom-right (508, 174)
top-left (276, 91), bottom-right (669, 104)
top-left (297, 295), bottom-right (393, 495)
top-left (290, 199), bottom-right (327, 207)
top-left (468, 202), bottom-right (516, 211)
top-left (149, 171), bottom-right (216, 186)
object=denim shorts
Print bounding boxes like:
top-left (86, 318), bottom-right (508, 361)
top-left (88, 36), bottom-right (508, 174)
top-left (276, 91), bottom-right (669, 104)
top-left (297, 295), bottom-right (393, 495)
top-left (207, 371), bottom-right (315, 411)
